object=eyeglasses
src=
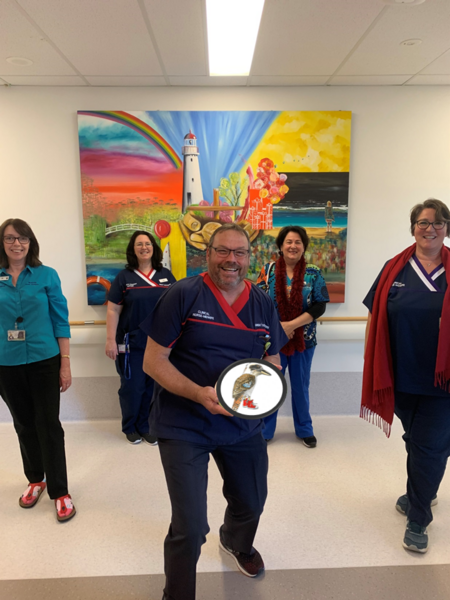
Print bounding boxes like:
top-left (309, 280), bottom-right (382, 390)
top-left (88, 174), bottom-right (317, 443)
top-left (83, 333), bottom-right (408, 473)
top-left (135, 242), bottom-right (153, 248)
top-left (415, 220), bottom-right (447, 231)
top-left (211, 246), bottom-right (250, 258)
top-left (3, 235), bottom-right (30, 244)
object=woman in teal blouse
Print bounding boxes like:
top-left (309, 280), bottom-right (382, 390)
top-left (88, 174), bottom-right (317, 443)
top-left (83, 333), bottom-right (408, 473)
top-left (0, 219), bottom-right (76, 522)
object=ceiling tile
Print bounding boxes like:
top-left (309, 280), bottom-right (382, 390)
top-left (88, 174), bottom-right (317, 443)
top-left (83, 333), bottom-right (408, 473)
top-left (405, 74), bottom-right (450, 85)
top-left (250, 76), bottom-right (328, 86)
top-left (339, 0), bottom-right (450, 75)
top-left (251, 0), bottom-right (384, 76)
top-left (168, 76), bottom-right (248, 86)
top-left (1, 75), bottom-right (87, 85)
top-left (421, 48), bottom-right (450, 75)
top-left (142, 0), bottom-right (207, 76)
top-left (329, 75), bottom-right (410, 85)
top-left (0, 0), bottom-right (76, 75)
top-left (85, 76), bottom-right (166, 86)
top-left (17, 0), bottom-right (163, 76)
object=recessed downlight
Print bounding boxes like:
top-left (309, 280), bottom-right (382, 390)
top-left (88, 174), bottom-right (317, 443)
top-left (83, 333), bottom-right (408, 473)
top-left (382, 0), bottom-right (426, 5)
top-left (400, 39), bottom-right (422, 46)
top-left (6, 57), bottom-right (33, 66)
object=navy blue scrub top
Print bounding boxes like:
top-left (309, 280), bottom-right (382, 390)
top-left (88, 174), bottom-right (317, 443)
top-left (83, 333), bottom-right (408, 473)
top-left (140, 273), bottom-right (288, 444)
top-left (108, 267), bottom-right (176, 351)
top-left (363, 256), bottom-right (449, 398)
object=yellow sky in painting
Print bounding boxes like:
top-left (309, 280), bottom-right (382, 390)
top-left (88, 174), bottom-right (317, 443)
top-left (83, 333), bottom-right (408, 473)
top-left (246, 111), bottom-right (351, 173)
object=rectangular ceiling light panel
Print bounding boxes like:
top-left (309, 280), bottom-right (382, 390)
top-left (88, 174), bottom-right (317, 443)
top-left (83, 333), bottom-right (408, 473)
top-left (207, 0), bottom-right (265, 76)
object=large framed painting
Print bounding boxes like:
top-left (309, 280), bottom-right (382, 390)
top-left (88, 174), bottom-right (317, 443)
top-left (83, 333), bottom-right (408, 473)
top-left (77, 110), bottom-right (351, 304)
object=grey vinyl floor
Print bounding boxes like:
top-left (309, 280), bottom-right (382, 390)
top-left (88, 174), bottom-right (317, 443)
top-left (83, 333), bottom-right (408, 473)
top-left (1, 416), bottom-right (450, 599)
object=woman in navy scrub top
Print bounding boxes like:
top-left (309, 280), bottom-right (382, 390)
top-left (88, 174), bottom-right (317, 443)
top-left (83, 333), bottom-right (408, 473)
top-left (363, 198), bottom-right (450, 554)
top-left (105, 231), bottom-right (175, 445)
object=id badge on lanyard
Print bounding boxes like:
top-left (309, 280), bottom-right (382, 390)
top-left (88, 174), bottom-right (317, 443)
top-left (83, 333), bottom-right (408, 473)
top-left (8, 317), bottom-right (25, 341)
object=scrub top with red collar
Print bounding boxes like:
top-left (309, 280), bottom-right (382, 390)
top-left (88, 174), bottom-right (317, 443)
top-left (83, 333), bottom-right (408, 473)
top-left (140, 273), bottom-right (288, 444)
top-left (108, 267), bottom-right (176, 351)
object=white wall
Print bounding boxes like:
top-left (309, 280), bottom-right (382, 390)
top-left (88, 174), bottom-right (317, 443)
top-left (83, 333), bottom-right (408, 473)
top-left (1, 85), bottom-right (450, 378)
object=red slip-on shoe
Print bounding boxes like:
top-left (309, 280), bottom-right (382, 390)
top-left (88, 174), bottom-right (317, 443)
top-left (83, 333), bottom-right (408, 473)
top-left (55, 494), bottom-right (76, 522)
top-left (19, 481), bottom-right (47, 508)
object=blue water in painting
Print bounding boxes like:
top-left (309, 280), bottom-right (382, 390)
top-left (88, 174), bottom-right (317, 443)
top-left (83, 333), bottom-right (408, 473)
top-left (86, 262), bottom-right (125, 305)
top-left (273, 209), bottom-right (348, 229)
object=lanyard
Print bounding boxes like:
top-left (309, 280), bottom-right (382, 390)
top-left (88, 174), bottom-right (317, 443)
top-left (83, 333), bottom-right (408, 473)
top-left (123, 333), bottom-right (131, 380)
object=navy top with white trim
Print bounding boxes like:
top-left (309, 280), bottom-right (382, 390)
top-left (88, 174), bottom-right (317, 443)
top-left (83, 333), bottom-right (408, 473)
top-left (363, 256), bottom-right (449, 397)
top-left (108, 267), bottom-right (176, 351)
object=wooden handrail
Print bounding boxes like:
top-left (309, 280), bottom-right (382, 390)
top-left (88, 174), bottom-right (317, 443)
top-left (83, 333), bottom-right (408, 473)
top-left (69, 316), bottom-right (368, 326)
top-left (70, 320), bottom-right (106, 326)
top-left (318, 316), bottom-right (367, 323)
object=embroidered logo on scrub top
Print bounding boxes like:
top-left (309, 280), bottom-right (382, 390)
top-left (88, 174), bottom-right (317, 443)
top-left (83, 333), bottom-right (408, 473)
top-left (192, 310), bottom-right (214, 321)
top-left (126, 283), bottom-right (137, 288)
top-left (392, 282), bottom-right (406, 288)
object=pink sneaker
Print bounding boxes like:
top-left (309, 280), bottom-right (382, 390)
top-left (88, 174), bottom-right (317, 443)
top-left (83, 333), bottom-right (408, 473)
top-left (55, 494), bottom-right (76, 522)
top-left (19, 481), bottom-right (47, 508)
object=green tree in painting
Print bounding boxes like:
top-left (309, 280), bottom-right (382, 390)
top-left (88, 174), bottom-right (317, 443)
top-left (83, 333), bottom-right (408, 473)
top-left (84, 215), bottom-right (106, 245)
top-left (219, 172), bottom-right (249, 207)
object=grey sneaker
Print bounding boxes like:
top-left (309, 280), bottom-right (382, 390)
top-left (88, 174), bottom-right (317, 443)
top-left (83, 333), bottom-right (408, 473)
top-left (403, 520), bottom-right (428, 553)
top-left (396, 494), bottom-right (438, 515)
top-left (219, 528), bottom-right (264, 577)
top-left (126, 432), bottom-right (142, 444)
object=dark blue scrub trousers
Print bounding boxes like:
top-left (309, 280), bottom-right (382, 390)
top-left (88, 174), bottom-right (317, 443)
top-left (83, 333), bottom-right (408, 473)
top-left (395, 391), bottom-right (450, 527)
top-left (115, 349), bottom-right (154, 435)
top-left (263, 346), bottom-right (315, 440)
top-left (158, 432), bottom-right (268, 600)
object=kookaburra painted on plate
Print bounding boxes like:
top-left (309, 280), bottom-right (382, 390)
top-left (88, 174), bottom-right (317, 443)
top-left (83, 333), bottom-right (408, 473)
top-left (232, 364), bottom-right (271, 412)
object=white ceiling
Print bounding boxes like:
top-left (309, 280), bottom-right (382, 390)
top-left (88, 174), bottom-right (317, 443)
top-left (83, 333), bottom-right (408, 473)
top-left (1, 0), bottom-right (450, 87)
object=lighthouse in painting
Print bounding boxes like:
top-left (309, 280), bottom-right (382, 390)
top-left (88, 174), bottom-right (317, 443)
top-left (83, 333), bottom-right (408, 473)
top-left (182, 131), bottom-right (203, 212)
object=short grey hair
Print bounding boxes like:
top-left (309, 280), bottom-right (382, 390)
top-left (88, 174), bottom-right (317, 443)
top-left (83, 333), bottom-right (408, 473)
top-left (208, 223), bottom-right (250, 249)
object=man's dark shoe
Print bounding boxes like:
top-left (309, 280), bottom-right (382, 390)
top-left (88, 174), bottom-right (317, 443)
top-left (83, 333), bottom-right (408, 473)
top-left (141, 433), bottom-right (158, 446)
top-left (126, 432), bottom-right (142, 444)
top-left (396, 493), bottom-right (438, 515)
top-left (299, 435), bottom-right (317, 448)
top-left (219, 529), bottom-right (264, 577)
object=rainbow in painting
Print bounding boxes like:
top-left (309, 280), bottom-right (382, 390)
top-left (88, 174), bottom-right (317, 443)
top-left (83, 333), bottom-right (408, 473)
top-left (77, 110), bottom-right (351, 305)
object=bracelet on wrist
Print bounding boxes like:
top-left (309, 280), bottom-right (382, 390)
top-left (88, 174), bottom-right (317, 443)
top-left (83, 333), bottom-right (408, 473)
top-left (60, 355), bottom-right (70, 359)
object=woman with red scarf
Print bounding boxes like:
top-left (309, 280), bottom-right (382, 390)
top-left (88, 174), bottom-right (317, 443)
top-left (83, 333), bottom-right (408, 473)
top-left (362, 198), bottom-right (450, 554)
top-left (257, 226), bottom-right (329, 447)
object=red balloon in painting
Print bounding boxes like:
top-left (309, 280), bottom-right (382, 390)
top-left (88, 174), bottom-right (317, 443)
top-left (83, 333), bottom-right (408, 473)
top-left (154, 220), bottom-right (171, 239)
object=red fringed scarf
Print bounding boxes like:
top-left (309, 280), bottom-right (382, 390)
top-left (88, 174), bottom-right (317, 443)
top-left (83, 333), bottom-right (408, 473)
top-left (361, 243), bottom-right (450, 437)
top-left (275, 255), bottom-right (306, 356)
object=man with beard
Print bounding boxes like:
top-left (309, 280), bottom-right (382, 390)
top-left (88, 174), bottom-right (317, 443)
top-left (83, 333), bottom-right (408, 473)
top-left (141, 223), bottom-right (287, 600)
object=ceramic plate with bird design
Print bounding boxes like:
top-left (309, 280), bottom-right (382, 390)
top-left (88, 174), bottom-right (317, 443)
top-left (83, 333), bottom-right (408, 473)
top-left (216, 359), bottom-right (287, 419)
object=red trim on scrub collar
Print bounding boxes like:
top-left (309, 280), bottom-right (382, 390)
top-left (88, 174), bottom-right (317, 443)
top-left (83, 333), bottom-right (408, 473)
top-left (201, 273), bottom-right (250, 330)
